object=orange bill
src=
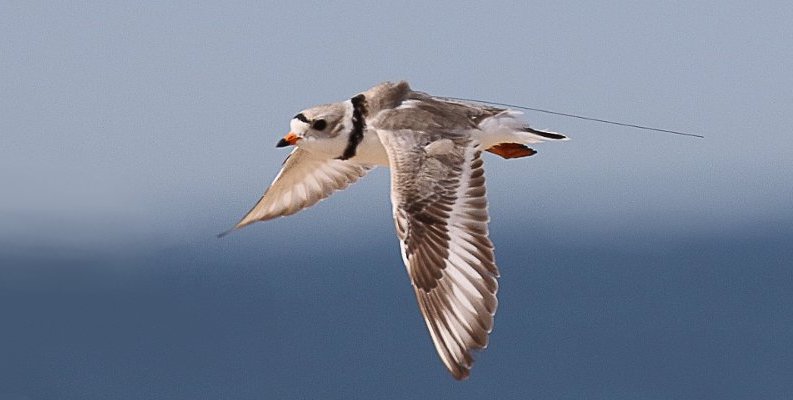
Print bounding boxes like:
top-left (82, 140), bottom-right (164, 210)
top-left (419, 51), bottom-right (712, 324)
top-left (276, 132), bottom-right (300, 147)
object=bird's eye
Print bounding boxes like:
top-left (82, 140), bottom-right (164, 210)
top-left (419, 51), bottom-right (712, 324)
top-left (312, 119), bottom-right (327, 131)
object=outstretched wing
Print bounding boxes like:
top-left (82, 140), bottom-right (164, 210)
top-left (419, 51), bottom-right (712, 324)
top-left (377, 129), bottom-right (498, 380)
top-left (229, 148), bottom-right (373, 231)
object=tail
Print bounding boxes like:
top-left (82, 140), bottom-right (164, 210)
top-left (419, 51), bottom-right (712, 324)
top-left (478, 111), bottom-right (568, 159)
top-left (521, 126), bottom-right (567, 141)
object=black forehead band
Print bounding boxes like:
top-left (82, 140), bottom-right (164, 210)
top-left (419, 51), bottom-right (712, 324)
top-left (294, 113), bottom-right (310, 123)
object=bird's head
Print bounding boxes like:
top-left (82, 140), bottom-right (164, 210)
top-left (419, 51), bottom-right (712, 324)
top-left (276, 103), bottom-right (349, 150)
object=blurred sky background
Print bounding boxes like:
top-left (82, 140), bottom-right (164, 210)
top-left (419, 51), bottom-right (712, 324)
top-left (2, 1), bottom-right (792, 399)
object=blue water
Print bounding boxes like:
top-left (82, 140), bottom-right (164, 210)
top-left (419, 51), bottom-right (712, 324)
top-left (2, 224), bottom-right (792, 399)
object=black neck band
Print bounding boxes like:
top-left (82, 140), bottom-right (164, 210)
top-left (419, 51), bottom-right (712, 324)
top-left (338, 94), bottom-right (367, 160)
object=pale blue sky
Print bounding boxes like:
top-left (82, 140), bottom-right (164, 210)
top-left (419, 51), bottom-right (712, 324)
top-left (1, 2), bottom-right (792, 398)
top-left (2, 1), bottom-right (791, 247)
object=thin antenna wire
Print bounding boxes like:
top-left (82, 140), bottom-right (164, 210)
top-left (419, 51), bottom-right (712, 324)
top-left (441, 96), bottom-right (704, 138)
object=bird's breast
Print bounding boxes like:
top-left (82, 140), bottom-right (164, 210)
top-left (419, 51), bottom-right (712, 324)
top-left (350, 130), bottom-right (389, 166)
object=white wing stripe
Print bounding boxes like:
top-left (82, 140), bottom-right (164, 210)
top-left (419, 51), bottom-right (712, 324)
top-left (440, 278), bottom-right (481, 336)
top-left (449, 280), bottom-right (479, 316)
top-left (444, 263), bottom-right (483, 302)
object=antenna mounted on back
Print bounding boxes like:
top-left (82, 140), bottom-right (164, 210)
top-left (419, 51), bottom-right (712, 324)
top-left (440, 96), bottom-right (704, 139)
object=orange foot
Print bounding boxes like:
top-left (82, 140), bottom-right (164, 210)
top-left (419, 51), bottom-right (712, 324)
top-left (486, 143), bottom-right (537, 159)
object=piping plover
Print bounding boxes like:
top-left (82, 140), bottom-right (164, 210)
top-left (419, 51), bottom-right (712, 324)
top-left (226, 81), bottom-right (568, 379)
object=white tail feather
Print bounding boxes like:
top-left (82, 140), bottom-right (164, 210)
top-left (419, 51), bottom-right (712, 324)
top-left (476, 111), bottom-right (568, 149)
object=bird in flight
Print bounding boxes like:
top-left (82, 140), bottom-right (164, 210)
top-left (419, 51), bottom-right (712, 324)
top-left (225, 81), bottom-right (568, 379)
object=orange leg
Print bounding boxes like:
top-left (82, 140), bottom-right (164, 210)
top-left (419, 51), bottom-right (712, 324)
top-left (486, 143), bottom-right (537, 159)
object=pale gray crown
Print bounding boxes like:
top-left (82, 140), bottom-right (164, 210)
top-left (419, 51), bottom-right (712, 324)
top-left (293, 103), bottom-right (348, 139)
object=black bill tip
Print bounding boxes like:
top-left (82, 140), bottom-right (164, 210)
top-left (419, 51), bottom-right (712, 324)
top-left (276, 138), bottom-right (290, 148)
